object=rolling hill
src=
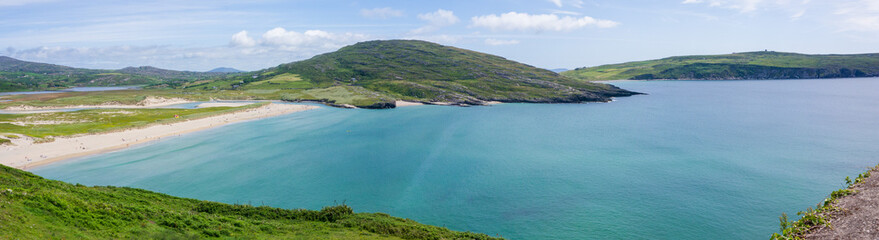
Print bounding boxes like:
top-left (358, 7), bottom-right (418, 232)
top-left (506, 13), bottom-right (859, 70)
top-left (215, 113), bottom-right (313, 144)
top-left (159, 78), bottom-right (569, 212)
top-left (0, 57), bottom-right (232, 92)
top-left (208, 67), bottom-right (244, 73)
top-left (562, 51), bottom-right (879, 81)
top-left (0, 164), bottom-right (500, 239)
top-left (188, 40), bottom-right (638, 108)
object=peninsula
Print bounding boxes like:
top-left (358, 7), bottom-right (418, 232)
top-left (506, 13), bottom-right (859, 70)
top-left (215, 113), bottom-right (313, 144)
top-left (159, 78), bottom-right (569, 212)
top-left (562, 51), bottom-right (879, 81)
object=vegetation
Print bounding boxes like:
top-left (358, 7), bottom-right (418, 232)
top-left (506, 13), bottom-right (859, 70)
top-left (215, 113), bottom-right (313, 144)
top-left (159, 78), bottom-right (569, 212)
top-left (771, 164), bottom-right (878, 239)
top-left (185, 40), bottom-right (637, 108)
top-left (0, 164), bottom-right (501, 239)
top-left (0, 103), bottom-right (265, 139)
top-left (0, 56), bottom-right (235, 92)
top-left (4, 40), bottom-right (640, 109)
top-left (562, 51), bottom-right (879, 81)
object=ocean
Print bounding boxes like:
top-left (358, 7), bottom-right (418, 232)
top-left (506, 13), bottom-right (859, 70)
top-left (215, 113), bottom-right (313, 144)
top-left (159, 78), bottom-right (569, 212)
top-left (34, 78), bottom-right (879, 239)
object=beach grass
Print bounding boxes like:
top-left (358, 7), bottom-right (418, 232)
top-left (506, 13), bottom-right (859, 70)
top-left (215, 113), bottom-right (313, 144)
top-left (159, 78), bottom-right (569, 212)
top-left (0, 103), bottom-right (266, 138)
top-left (280, 86), bottom-right (393, 107)
top-left (0, 164), bottom-right (501, 239)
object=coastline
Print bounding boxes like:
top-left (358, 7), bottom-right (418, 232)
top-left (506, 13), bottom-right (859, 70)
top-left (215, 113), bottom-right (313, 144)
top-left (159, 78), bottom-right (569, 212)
top-left (0, 103), bottom-right (317, 170)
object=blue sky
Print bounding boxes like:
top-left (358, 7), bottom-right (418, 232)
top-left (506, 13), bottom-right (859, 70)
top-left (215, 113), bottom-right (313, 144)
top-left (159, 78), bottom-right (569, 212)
top-left (1, 0), bottom-right (878, 71)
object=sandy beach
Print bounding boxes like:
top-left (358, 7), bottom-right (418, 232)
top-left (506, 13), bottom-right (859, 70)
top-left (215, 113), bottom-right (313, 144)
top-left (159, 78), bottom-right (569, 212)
top-left (0, 103), bottom-right (317, 169)
top-left (395, 100), bottom-right (424, 107)
top-left (1, 96), bottom-right (194, 113)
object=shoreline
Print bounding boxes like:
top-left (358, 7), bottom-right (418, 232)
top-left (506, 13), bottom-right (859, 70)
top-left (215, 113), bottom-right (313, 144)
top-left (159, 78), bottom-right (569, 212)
top-left (0, 103), bottom-right (317, 170)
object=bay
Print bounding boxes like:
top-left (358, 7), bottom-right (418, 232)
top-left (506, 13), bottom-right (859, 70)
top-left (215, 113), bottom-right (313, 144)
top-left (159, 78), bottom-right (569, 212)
top-left (34, 78), bottom-right (879, 239)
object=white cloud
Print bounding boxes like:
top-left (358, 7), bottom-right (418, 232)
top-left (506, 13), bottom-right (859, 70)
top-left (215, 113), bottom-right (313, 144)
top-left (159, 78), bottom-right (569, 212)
top-left (360, 7), bottom-right (403, 19)
top-left (418, 9), bottom-right (459, 26)
top-left (835, 0), bottom-right (879, 31)
top-left (411, 9), bottom-right (460, 34)
top-left (471, 12), bottom-right (619, 32)
top-left (790, 10), bottom-right (805, 20)
top-left (546, 0), bottom-right (584, 8)
top-left (0, 0), bottom-right (57, 7)
top-left (550, 10), bottom-right (582, 16)
top-left (230, 31), bottom-right (256, 47)
top-left (484, 38), bottom-right (520, 46)
top-left (681, 0), bottom-right (810, 13)
top-left (259, 27), bottom-right (369, 51)
top-left (405, 35), bottom-right (461, 45)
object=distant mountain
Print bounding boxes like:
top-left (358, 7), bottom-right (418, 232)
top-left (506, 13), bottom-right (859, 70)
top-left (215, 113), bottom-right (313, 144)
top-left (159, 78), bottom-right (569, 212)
top-left (0, 56), bottom-right (78, 74)
top-left (550, 68), bottom-right (568, 73)
top-left (207, 67), bottom-right (243, 73)
top-left (117, 66), bottom-right (227, 80)
top-left (0, 57), bottom-right (230, 92)
top-left (562, 51), bottom-right (879, 81)
top-left (0, 57), bottom-right (156, 91)
top-left (195, 40), bottom-right (638, 108)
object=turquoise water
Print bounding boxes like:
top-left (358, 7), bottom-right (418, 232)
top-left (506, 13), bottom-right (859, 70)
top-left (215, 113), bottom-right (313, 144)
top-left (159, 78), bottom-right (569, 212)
top-left (34, 78), bottom-right (879, 239)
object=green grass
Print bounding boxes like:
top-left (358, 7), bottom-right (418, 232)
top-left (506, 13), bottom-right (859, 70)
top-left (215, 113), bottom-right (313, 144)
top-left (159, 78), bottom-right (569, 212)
top-left (771, 164), bottom-right (878, 239)
top-left (280, 86), bottom-right (393, 108)
top-left (562, 51), bottom-right (879, 81)
top-left (243, 73), bottom-right (315, 89)
top-left (3, 40), bottom-right (639, 108)
top-left (0, 164), bottom-right (501, 239)
top-left (192, 40), bottom-right (636, 107)
top-left (0, 103), bottom-right (265, 138)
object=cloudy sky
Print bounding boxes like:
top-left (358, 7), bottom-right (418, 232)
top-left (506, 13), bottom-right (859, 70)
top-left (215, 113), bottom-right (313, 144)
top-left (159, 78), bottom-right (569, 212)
top-left (1, 0), bottom-right (878, 71)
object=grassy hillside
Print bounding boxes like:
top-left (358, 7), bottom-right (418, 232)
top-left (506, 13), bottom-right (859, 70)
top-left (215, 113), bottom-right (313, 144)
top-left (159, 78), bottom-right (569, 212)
top-left (562, 51), bottom-right (879, 81)
top-left (0, 103), bottom-right (267, 139)
top-left (0, 57), bottom-right (231, 92)
top-left (186, 40), bottom-right (637, 108)
top-left (0, 164), bottom-right (501, 239)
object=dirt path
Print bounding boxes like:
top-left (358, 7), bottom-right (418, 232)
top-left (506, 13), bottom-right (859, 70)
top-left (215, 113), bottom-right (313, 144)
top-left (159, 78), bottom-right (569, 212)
top-left (805, 167), bottom-right (879, 239)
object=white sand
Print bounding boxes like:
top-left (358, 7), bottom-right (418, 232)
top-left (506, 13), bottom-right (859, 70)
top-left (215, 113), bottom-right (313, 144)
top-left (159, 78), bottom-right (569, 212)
top-left (394, 100), bottom-right (424, 107)
top-left (0, 103), bottom-right (317, 169)
top-left (2, 96), bottom-right (192, 112)
top-left (196, 102), bottom-right (254, 108)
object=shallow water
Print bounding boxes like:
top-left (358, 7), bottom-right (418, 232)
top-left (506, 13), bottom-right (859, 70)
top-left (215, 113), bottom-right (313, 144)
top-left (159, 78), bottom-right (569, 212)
top-left (34, 78), bottom-right (879, 239)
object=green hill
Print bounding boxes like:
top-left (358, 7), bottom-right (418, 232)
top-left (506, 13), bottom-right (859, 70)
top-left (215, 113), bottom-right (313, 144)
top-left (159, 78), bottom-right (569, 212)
top-left (0, 57), bottom-right (231, 92)
top-left (562, 51), bottom-right (879, 81)
top-left (187, 40), bottom-right (638, 108)
top-left (0, 164), bottom-right (500, 239)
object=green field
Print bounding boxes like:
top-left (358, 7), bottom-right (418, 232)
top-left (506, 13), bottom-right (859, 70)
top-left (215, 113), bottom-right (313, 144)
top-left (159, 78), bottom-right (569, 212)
top-left (0, 103), bottom-right (264, 139)
top-left (243, 73), bottom-right (315, 89)
top-left (0, 164), bottom-right (501, 239)
top-left (562, 51), bottom-right (879, 81)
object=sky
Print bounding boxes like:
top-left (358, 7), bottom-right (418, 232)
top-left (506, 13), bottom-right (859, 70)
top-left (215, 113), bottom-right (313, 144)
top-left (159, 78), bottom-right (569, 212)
top-left (1, 0), bottom-right (878, 71)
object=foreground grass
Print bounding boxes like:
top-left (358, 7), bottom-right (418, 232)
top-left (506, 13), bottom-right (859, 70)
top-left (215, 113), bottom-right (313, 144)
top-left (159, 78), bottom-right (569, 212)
top-left (771, 164), bottom-right (878, 239)
top-left (0, 103), bottom-right (265, 138)
top-left (0, 164), bottom-right (500, 239)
